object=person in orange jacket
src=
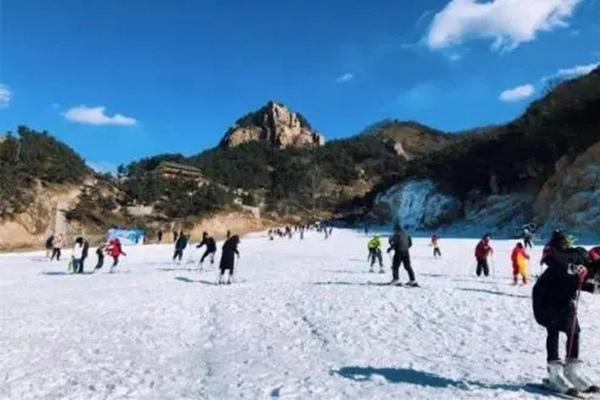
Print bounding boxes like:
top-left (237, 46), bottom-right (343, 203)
top-left (511, 242), bottom-right (530, 284)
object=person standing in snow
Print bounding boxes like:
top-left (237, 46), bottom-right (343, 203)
top-left (367, 235), bottom-right (385, 273)
top-left (474, 234), bottom-right (493, 277)
top-left (45, 234), bottom-right (54, 259)
top-left (511, 242), bottom-right (530, 285)
top-left (107, 238), bottom-right (126, 272)
top-left (71, 237), bottom-right (84, 274)
top-left (173, 230), bottom-right (178, 243)
top-left (431, 234), bottom-right (442, 259)
top-left (76, 238), bottom-right (89, 273)
top-left (219, 235), bottom-right (240, 284)
top-left (197, 231), bottom-right (217, 266)
top-left (94, 244), bottom-right (106, 270)
top-left (387, 225), bottom-right (417, 286)
top-left (532, 230), bottom-right (598, 395)
top-left (157, 230), bottom-right (163, 243)
top-left (523, 226), bottom-right (534, 249)
top-left (173, 232), bottom-right (189, 263)
top-left (50, 234), bottom-right (64, 261)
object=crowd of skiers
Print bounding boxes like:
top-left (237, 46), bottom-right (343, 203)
top-left (45, 233), bottom-right (126, 274)
top-left (41, 221), bottom-right (600, 395)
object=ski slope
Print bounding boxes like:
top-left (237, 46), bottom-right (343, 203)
top-left (1, 229), bottom-right (599, 400)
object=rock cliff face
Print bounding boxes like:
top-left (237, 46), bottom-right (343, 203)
top-left (534, 141), bottom-right (600, 234)
top-left (220, 102), bottom-right (325, 149)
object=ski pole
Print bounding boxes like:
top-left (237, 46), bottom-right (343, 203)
top-left (567, 281), bottom-right (582, 360)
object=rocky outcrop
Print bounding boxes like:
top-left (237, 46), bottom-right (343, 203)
top-left (534, 141), bottom-right (600, 234)
top-left (220, 101), bottom-right (325, 149)
top-left (373, 180), bottom-right (462, 229)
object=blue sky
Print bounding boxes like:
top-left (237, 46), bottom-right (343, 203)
top-left (1, 0), bottom-right (599, 171)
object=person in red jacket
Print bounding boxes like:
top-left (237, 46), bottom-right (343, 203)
top-left (511, 242), bottom-right (530, 284)
top-left (107, 238), bottom-right (126, 273)
top-left (475, 233), bottom-right (493, 277)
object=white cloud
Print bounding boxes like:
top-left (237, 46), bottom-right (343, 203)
top-left (336, 73), bottom-right (354, 83)
top-left (499, 84), bottom-right (535, 102)
top-left (64, 105), bottom-right (137, 126)
top-left (426, 0), bottom-right (581, 52)
top-left (0, 84), bottom-right (12, 107)
top-left (555, 62), bottom-right (599, 78)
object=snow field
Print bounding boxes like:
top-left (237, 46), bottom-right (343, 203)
top-left (1, 230), bottom-right (599, 399)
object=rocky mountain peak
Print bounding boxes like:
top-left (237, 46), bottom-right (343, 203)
top-left (220, 101), bottom-right (325, 149)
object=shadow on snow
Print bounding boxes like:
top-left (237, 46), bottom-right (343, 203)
top-left (333, 367), bottom-right (549, 396)
top-left (456, 287), bottom-right (529, 299)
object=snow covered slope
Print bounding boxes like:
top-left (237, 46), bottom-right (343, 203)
top-left (1, 230), bottom-right (599, 399)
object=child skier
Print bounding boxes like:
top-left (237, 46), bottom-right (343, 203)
top-left (431, 234), bottom-right (442, 258)
top-left (197, 232), bottom-right (217, 266)
top-left (511, 242), bottom-right (530, 285)
top-left (94, 244), bottom-right (106, 270)
top-left (367, 235), bottom-right (384, 273)
top-left (474, 234), bottom-right (493, 277)
top-left (533, 230), bottom-right (598, 395)
top-left (219, 235), bottom-right (240, 284)
top-left (107, 238), bottom-right (126, 272)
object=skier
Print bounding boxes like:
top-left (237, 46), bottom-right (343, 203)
top-left (431, 234), bottom-right (442, 259)
top-left (78, 238), bottom-right (89, 273)
top-left (196, 232), bottom-right (217, 266)
top-left (157, 230), bottom-right (163, 243)
top-left (50, 234), bottom-right (64, 261)
top-left (107, 238), bottom-right (126, 272)
top-left (511, 242), bottom-right (530, 285)
top-left (387, 225), bottom-right (417, 286)
top-left (94, 244), bottom-right (106, 270)
top-left (71, 237), bottom-right (84, 274)
top-left (45, 234), bottom-right (54, 259)
top-left (367, 235), bottom-right (384, 273)
top-left (173, 232), bottom-right (189, 263)
top-left (523, 226), bottom-right (534, 249)
top-left (474, 234), bottom-right (493, 277)
top-left (533, 230), bottom-right (598, 395)
top-left (173, 230), bottom-right (178, 242)
top-left (219, 235), bottom-right (240, 284)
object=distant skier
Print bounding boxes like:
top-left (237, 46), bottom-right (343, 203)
top-left (107, 238), bottom-right (126, 272)
top-left (71, 237), bottom-right (84, 274)
top-left (367, 235), bottom-right (384, 273)
top-left (173, 230), bottom-right (178, 243)
top-left (173, 232), bottom-right (189, 263)
top-left (197, 231), bottom-right (217, 266)
top-left (94, 244), bottom-right (106, 270)
top-left (511, 242), bottom-right (530, 285)
top-left (474, 234), bottom-right (494, 277)
top-left (431, 234), bottom-right (442, 259)
top-left (532, 230), bottom-right (598, 395)
top-left (387, 225), bottom-right (417, 286)
top-left (219, 235), bottom-right (240, 284)
top-left (523, 226), bottom-right (534, 249)
top-left (50, 234), bottom-right (64, 261)
top-left (45, 234), bottom-right (54, 259)
top-left (157, 230), bottom-right (163, 243)
top-left (79, 239), bottom-right (90, 273)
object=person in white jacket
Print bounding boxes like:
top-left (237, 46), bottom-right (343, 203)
top-left (72, 237), bottom-right (84, 274)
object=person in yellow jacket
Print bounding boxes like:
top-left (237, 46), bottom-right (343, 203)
top-left (511, 242), bottom-right (530, 284)
top-left (367, 235), bottom-right (385, 273)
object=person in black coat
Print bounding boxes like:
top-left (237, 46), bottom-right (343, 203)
top-left (78, 239), bottom-right (90, 273)
top-left (197, 231), bottom-right (217, 265)
top-left (219, 235), bottom-right (240, 284)
top-left (173, 233), bottom-right (188, 262)
top-left (387, 224), bottom-right (416, 286)
top-left (532, 230), bottom-right (597, 394)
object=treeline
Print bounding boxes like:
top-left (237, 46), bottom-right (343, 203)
top-left (0, 126), bottom-right (88, 217)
